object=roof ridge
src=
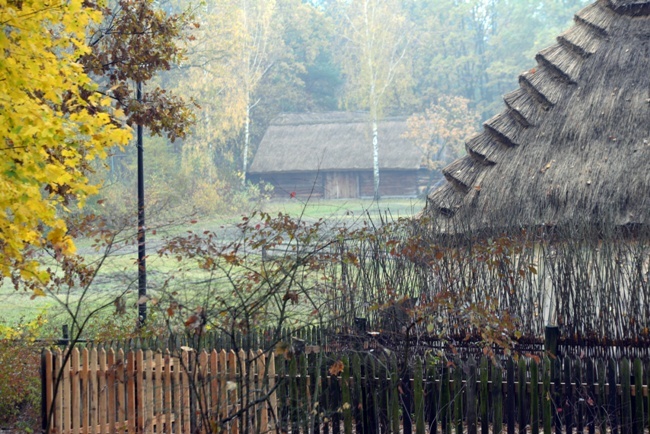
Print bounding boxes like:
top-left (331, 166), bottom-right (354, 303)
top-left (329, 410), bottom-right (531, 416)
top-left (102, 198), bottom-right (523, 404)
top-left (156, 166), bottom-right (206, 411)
top-left (503, 88), bottom-right (544, 127)
top-left (484, 111), bottom-right (523, 148)
top-left (465, 133), bottom-right (501, 165)
top-left (442, 156), bottom-right (483, 194)
top-left (520, 65), bottom-right (573, 107)
top-left (518, 71), bottom-right (554, 110)
top-left (428, 183), bottom-right (464, 218)
top-left (465, 138), bottom-right (498, 167)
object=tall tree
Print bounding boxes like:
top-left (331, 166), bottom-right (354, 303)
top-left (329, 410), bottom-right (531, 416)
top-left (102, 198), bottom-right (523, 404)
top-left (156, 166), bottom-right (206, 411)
top-left (249, 0), bottom-right (343, 148)
top-left (236, 0), bottom-right (278, 185)
top-left (404, 95), bottom-right (479, 192)
top-left (334, 0), bottom-right (412, 198)
top-left (169, 0), bottom-right (279, 188)
top-left (82, 0), bottom-right (194, 141)
top-left (0, 0), bottom-right (131, 287)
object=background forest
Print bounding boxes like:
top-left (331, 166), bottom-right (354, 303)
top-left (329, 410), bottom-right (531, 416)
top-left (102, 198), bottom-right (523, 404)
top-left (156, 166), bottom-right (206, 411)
top-left (101, 0), bottom-right (589, 215)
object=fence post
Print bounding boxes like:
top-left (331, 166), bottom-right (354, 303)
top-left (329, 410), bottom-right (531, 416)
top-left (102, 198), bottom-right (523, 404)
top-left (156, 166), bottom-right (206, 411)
top-left (454, 358), bottom-right (463, 434)
top-left (542, 357), bottom-right (552, 434)
top-left (634, 358), bottom-right (644, 434)
top-left (506, 357), bottom-right (515, 434)
top-left (563, 356), bottom-right (574, 431)
top-left (517, 357), bottom-right (527, 434)
top-left (480, 356), bottom-right (489, 434)
top-left (466, 357), bottom-right (477, 434)
top-left (391, 354), bottom-right (400, 434)
top-left (403, 358), bottom-right (413, 434)
top-left (530, 357), bottom-right (539, 434)
top-left (440, 360), bottom-right (451, 434)
top-left (621, 358), bottom-right (632, 432)
top-left (544, 325), bottom-right (559, 358)
top-left (41, 349), bottom-right (49, 433)
top-left (492, 359), bottom-right (503, 434)
top-left (608, 357), bottom-right (619, 434)
top-left (426, 354), bottom-right (439, 434)
top-left (553, 356), bottom-right (563, 433)
top-left (342, 356), bottom-right (352, 434)
top-left (414, 357), bottom-right (425, 434)
top-left (352, 354), bottom-right (364, 434)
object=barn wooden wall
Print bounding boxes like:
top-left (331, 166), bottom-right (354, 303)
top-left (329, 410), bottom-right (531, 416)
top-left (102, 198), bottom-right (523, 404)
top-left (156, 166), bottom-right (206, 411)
top-left (250, 169), bottom-right (425, 199)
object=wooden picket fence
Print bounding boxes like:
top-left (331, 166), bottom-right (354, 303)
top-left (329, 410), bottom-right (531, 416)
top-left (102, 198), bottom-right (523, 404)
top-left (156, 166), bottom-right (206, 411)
top-left (43, 346), bottom-right (650, 434)
top-left (41, 347), bottom-right (277, 434)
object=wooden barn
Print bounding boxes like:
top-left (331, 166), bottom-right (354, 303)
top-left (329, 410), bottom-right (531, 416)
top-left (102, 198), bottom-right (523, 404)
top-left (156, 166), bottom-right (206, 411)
top-left (248, 112), bottom-right (432, 199)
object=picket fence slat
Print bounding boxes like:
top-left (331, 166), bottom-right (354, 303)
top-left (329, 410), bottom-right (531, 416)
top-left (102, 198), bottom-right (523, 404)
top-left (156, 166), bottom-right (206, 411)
top-left (44, 348), bottom-right (650, 434)
top-left (43, 348), bottom-right (279, 434)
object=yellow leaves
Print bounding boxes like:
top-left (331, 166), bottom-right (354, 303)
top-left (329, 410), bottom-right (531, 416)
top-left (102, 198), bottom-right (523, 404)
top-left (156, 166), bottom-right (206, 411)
top-left (30, 288), bottom-right (46, 300)
top-left (405, 95), bottom-right (479, 170)
top-left (47, 221), bottom-right (77, 255)
top-left (0, 0), bottom-right (130, 284)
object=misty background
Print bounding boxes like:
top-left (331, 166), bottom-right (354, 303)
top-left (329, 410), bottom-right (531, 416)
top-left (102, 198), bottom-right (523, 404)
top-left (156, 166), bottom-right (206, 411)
top-left (97, 0), bottom-right (589, 215)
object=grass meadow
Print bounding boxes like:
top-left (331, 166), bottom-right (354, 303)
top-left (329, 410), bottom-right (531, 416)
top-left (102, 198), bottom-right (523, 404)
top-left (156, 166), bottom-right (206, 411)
top-left (0, 197), bottom-right (424, 336)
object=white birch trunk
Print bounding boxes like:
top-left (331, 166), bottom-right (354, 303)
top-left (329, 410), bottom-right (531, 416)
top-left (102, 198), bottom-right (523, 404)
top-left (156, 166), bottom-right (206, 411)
top-left (205, 103), bottom-right (212, 184)
top-left (242, 102), bottom-right (250, 186)
top-left (372, 117), bottom-right (380, 199)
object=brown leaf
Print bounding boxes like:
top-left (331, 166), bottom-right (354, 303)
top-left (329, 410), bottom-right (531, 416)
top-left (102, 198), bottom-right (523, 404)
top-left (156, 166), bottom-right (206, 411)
top-left (329, 360), bottom-right (344, 376)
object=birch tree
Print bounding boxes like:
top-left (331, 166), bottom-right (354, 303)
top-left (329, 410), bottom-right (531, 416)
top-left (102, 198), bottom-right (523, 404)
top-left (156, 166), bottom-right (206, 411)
top-left (235, 0), bottom-right (278, 185)
top-left (172, 0), bottom-right (278, 187)
top-left (168, 0), bottom-right (243, 205)
top-left (334, 0), bottom-right (412, 199)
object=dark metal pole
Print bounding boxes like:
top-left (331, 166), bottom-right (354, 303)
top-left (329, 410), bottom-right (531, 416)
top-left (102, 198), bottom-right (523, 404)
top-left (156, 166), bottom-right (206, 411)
top-left (137, 81), bottom-right (147, 325)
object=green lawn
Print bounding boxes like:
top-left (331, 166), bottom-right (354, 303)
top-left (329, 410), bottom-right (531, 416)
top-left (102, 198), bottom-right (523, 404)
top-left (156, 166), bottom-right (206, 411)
top-left (0, 197), bottom-right (425, 334)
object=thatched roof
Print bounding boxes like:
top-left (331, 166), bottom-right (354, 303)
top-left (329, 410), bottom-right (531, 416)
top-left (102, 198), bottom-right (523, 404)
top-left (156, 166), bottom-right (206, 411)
top-left (425, 0), bottom-right (650, 232)
top-left (249, 112), bottom-right (421, 174)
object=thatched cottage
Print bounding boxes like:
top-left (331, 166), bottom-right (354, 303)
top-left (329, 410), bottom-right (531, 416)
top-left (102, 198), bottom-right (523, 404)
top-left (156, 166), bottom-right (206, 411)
top-left (425, 0), bottom-right (650, 234)
top-left (249, 113), bottom-right (431, 199)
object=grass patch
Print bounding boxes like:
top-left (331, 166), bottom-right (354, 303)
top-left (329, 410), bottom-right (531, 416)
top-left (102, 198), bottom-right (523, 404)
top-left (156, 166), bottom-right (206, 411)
top-left (1, 197), bottom-right (425, 334)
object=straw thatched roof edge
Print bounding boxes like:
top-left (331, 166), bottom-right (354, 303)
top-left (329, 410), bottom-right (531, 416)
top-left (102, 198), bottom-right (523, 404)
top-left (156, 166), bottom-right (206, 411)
top-left (424, 0), bottom-right (650, 233)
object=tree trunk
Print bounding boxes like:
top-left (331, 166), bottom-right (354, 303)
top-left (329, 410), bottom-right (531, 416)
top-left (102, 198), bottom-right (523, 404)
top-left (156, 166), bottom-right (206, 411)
top-left (242, 102), bottom-right (250, 186)
top-left (372, 118), bottom-right (380, 199)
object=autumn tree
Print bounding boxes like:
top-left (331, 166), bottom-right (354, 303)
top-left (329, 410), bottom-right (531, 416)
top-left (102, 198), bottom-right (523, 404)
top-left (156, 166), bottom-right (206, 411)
top-left (333, 0), bottom-right (412, 199)
top-left (405, 96), bottom-right (479, 193)
top-left (236, 0), bottom-right (280, 185)
top-left (0, 0), bottom-right (131, 287)
top-left (82, 0), bottom-right (195, 141)
top-left (164, 0), bottom-right (280, 192)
